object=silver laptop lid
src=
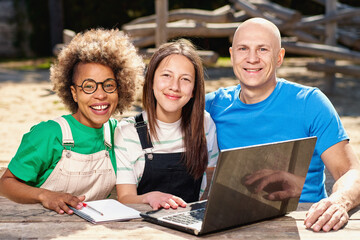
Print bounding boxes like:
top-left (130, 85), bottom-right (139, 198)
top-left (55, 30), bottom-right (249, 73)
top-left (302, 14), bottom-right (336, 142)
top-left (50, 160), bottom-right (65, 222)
top-left (201, 137), bottom-right (317, 234)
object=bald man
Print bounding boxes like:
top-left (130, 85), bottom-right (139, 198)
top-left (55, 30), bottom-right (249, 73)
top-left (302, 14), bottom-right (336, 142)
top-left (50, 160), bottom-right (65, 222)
top-left (205, 18), bottom-right (360, 232)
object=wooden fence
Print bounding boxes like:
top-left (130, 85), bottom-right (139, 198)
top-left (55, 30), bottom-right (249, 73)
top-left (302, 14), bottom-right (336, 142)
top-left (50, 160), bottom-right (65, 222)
top-left (122, 0), bottom-right (360, 92)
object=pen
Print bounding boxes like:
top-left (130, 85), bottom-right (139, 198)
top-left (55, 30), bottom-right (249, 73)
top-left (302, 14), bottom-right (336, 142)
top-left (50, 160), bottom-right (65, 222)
top-left (82, 202), bottom-right (104, 216)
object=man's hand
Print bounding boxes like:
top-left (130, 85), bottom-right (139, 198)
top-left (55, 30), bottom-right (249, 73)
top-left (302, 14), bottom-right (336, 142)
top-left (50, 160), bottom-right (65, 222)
top-left (308, 141), bottom-right (360, 232)
top-left (39, 190), bottom-right (85, 214)
top-left (304, 197), bottom-right (349, 232)
top-left (244, 169), bottom-right (305, 200)
top-left (144, 191), bottom-right (186, 210)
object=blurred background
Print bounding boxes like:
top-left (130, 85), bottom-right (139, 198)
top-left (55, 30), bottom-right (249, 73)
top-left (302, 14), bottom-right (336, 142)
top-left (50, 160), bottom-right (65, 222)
top-left (0, 0), bottom-right (359, 59)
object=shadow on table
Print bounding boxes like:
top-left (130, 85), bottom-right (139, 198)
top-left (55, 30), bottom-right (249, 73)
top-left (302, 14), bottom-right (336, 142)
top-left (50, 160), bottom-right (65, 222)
top-left (205, 215), bottom-right (300, 239)
top-left (139, 214), bottom-right (301, 239)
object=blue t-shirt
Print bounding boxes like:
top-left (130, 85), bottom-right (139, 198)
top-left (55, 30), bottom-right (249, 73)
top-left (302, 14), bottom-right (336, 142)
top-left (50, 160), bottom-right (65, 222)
top-left (205, 78), bottom-right (348, 202)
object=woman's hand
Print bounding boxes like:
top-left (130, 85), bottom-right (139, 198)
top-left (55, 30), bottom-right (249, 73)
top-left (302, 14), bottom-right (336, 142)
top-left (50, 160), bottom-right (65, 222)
top-left (0, 169), bottom-right (86, 214)
top-left (116, 184), bottom-right (186, 210)
top-left (39, 190), bottom-right (85, 214)
top-left (144, 191), bottom-right (187, 210)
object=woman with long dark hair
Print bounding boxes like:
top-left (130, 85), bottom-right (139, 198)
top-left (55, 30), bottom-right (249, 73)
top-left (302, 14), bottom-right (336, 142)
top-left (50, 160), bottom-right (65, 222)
top-left (115, 39), bottom-right (218, 210)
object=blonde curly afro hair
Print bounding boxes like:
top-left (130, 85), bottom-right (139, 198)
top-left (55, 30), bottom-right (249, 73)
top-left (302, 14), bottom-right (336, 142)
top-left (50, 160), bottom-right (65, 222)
top-left (51, 28), bottom-right (144, 114)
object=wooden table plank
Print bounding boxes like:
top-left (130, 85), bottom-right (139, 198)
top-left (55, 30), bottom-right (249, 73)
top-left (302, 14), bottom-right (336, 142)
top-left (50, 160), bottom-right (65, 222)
top-left (1, 196), bottom-right (360, 239)
top-left (1, 219), bottom-right (359, 239)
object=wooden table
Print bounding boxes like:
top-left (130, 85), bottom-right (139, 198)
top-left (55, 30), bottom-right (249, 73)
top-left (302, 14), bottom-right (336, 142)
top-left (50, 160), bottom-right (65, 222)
top-left (1, 196), bottom-right (359, 239)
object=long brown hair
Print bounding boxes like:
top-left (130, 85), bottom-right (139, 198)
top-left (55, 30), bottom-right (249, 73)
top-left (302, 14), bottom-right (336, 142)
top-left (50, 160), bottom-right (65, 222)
top-left (142, 39), bottom-right (208, 179)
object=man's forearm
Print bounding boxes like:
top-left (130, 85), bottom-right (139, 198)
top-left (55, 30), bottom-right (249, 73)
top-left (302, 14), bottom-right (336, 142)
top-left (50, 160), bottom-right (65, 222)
top-left (331, 169), bottom-right (360, 211)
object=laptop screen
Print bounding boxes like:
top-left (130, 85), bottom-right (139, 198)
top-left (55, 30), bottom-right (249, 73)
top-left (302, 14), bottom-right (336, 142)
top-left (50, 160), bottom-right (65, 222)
top-left (201, 137), bottom-right (316, 233)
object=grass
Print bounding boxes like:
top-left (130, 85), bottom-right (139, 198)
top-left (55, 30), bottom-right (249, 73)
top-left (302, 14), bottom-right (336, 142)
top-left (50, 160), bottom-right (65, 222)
top-left (214, 57), bottom-right (232, 67)
top-left (0, 57), bottom-right (54, 70)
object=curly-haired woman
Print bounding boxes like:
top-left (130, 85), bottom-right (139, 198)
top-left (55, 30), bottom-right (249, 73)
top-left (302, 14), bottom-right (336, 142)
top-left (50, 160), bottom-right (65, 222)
top-left (0, 28), bottom-right (144, 214)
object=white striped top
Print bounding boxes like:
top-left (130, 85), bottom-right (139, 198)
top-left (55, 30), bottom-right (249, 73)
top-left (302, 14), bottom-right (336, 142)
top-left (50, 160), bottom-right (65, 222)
top-left (115, 111), bottom-right (219, 199)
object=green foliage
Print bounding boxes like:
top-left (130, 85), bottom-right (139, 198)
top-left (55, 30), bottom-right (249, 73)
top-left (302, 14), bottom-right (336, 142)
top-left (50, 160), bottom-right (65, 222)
top-left (0, 57), bottom-right (53, 70)
top-left (216, 57), bottom-right (232, 67)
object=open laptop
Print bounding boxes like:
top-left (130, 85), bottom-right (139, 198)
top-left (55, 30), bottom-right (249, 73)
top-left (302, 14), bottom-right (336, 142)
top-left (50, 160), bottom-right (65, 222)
top-left (140, 136), bottom-right (317, 235)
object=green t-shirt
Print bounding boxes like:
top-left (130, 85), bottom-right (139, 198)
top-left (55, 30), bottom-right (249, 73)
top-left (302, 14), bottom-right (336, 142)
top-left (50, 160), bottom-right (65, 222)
top-left (8, 115), bottom-right (118, 187)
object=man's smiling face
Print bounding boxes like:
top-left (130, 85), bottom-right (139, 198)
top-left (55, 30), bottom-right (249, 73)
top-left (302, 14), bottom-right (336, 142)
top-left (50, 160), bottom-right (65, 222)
top-left (230, 19), bottom-right (285, 94)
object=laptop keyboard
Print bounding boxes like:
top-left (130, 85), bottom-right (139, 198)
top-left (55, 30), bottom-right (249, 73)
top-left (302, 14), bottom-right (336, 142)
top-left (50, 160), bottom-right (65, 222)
top-left (163, 208), bottom-right (205, 225)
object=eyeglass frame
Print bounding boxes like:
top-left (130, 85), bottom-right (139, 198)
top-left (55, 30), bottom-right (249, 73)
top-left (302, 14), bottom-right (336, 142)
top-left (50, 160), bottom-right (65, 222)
top-left (74, 78), bottom-right (119, 94)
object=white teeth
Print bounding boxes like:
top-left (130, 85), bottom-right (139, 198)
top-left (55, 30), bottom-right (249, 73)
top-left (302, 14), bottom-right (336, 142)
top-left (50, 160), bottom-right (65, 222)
top-left (245, 69), bottom-right (260, 72)
top-left (92, 105), bottom-right (108, 110)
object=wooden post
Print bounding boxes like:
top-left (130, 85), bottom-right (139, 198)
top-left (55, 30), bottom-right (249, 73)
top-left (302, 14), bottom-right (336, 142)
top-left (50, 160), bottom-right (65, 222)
top-left (324, 0), bottom-right (337, 94)
top-left (155, 0), bottom-right (168, 47)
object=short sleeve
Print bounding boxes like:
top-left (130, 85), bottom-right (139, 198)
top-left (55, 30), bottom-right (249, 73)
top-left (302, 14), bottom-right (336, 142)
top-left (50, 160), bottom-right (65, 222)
top-left (305, 89), bottom-right (348, 155)
top-left (204, 111), bottom-right (219, 167)
top-left (205, 91), bottom-right (216, 114)
top-left (8, 120), bottom-right (63, 187)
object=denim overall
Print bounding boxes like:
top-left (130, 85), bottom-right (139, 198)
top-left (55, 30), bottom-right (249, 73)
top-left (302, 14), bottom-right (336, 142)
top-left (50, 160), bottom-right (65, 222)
top-left (135, 113), bottom-right (201, 203)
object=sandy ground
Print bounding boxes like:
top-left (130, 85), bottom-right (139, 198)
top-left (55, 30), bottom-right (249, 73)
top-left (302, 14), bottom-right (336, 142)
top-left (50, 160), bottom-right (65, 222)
top-left (0, 57), bottom-right (359, 193)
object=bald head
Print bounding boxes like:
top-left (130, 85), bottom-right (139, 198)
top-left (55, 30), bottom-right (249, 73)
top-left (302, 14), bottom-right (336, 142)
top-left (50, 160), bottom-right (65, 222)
top-left (229, 17), bottom-right (285, 99)
top-left (233, 18), bottom-right (282, 50)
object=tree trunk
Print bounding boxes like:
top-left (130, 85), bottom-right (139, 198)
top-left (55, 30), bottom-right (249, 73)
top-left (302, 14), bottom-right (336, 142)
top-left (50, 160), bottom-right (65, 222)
top-left (48, 0), bottom-right (64, 50)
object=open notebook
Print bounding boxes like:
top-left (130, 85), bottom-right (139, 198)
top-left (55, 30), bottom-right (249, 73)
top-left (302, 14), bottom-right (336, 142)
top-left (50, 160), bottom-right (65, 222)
top-left (70, 199), bottom-right (140, 224)
top-left (141, 137), bottom-right (317, 235)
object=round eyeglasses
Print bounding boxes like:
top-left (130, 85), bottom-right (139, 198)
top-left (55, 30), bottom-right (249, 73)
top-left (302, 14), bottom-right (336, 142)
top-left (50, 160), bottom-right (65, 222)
top-left (75, 78), bottom-right (118, 94)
